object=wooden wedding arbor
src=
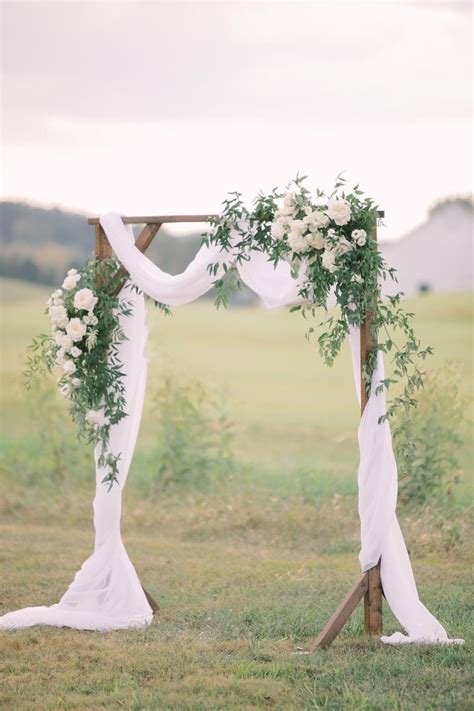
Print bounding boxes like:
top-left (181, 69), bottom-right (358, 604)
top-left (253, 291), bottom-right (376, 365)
top-left (88, 210), bottom-right (384, 648)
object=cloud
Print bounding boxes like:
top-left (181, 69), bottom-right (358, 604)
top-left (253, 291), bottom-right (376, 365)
top-left (2, 0), bottom-right (471, 136)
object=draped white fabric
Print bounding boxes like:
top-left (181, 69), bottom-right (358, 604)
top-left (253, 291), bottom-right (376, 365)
top-left (0, 212), bottom-right (463, 645)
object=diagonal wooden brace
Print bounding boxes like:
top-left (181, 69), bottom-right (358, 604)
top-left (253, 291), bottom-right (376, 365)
top-left (111, 223), bottom-right (162, 295)
top-left (310, 573), bottom-right (368, 649)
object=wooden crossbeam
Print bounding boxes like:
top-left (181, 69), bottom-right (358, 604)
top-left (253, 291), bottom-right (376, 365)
top-left (88, 215), bottom-right (218, 225)
top-left (88, 210), bottom-right (385, 226)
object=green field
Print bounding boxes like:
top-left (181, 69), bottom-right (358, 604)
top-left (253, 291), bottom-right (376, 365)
top-left (0, 279), bottom-right (472, 709)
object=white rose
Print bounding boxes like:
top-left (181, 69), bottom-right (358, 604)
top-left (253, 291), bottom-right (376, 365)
top-left (321, 249), bottom-right (337, 273)
top-left (73, 288), bottom-right (98, 312)
top-left (70, 346), bottom-right (82, 358)
top-left (62, 272), bottom-right (81, 290)
top-left (49, 304), bottom-right (68, 329)
top-left (351, 274), bottom-right (364, 284)
top-left (277, 192), bottom-right (297, 217)
top-left (63, 359), bottom-right (76, 375)
top-left (66, 317), bottom-right (87, 342)
top-left (304, 210), bottom-right (330, 231)
top-left (351, 229), bottom-right (367, 246)
top-left (335, 238), bottom-right (354, 256)
top-left (85, 410), bottom-right (99, 425)
top-left (54, 331), bottom-right (73, 351)
top-left (72, 377), bottom-right (81, 387)
top-left (55, 349), bottom-right (65, 365)
top-left (306, 230), bottom-right (325, 250)
top-left (270, 221), bottom-right (286, 240)
top-left (289, 219), bottom-right (306, 236)
top-left (60, 384), bottom-right (72, 398)
top-left (288, 232), bottom-right (310, 253)
top-left (326, 198), bottom-right (352, 226)
top-left (274, 211), bottom-right (293, 228)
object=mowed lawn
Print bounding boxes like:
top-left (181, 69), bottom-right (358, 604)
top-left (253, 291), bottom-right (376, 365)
top-left (0, 278), bottom-right (472, 710)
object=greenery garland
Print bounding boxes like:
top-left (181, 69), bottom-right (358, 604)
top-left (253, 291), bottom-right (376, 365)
top-left (25, 259), bottom-right (132, 488)
top-left (203, 174), bottom-right (432, 430)
top-left (25, 175), bottom-right (432, 489)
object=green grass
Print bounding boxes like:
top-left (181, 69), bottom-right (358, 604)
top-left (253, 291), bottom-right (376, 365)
top-left (0, 278), bottom-right (472, 709)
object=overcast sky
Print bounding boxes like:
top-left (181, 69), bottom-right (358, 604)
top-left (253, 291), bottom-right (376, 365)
top-left (1, 0), bottom-right (472, 238)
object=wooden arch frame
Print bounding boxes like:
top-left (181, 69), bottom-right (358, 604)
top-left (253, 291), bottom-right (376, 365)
top-left (88, 211), bottom-right (385, 649)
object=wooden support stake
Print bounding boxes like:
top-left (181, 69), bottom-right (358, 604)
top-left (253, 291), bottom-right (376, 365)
top-left (310, 574), bottom-right (368, 650)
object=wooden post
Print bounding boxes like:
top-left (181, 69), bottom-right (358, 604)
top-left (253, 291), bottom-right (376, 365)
top-left (94, 220), bottom-right (160, 616)
top-left (309, 214), bottom-right (384, 649)
top-left (360, 221), bottom-right (383, 637)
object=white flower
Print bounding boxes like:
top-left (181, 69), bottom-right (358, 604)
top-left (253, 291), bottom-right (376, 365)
top-left (73, 287), bottom-right (98, 312)
top-left (55, 349), bottom-right (65, 366)
top-left (289, 219), bottom-right (306, 236)
top-left (351, 229), bottom-right (367, 246)
top-left (49, 304), bottom-right (68, 329)
top-left (70, 346), bottom-right (82, 358)
top-left (54, 331), bottom-right (73, 352)
top-left (306, 230), bottom-right (325, 250)
top-left (273, 211), bottom-right (293, 228)
top-left (63, 359), bottom-right (76, 375)
top-left (321, 249), bottom-right (338, 273)
top-left (288, 232), bottom-right (310, 253)
top-left (276, 192), bottom-right (297, 217)
top-left (351, 274), bottom-right (364, 284)
top-left (67, 268), bottom-right (78, 275)
top-left (62, 272), bottom-right (81, 290)
top-left (326, 198), bottom-right (352, 226)
top-left (85, 410), bottom-right (100, 426)
top-left (270, 221), bottom-right (286, 241)
top-left (72, 377), bottom-right (81, 387)
top-left (335, 238), bottom-right (354, 256)
top-left (304, 210), bottom-right (330, 231)
top-left (66, 317), bottom-right (87, 342)
top-left (60, 384), bottom-right (72, 398)
top-left (83, 313), bottom-right (98, 326)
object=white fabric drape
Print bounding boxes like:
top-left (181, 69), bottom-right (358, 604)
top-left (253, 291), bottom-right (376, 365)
top-left (0, 212), bottom-right (463, 645)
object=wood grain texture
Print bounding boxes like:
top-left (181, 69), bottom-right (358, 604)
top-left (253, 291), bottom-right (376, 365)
top-left (111, 223), bottom-right (161, 295)
top-left (364, 561), bottom-right (383, 635)
top-left (87, 211), bottom-right (385, 225)
top-left (310, 574), bottom-right (368, 649)
top-left (88, 215), bottom-right (219, 225)
top-left (360, 222), bottom-right (383, 635)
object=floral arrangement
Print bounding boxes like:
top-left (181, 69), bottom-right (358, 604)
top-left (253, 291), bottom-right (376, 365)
top-left (204, 174), bottom-right (432, 426)
top-left (25, 258), bottom-right (132, 488)
top-left (25, 174), bottom-right (432, 490)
